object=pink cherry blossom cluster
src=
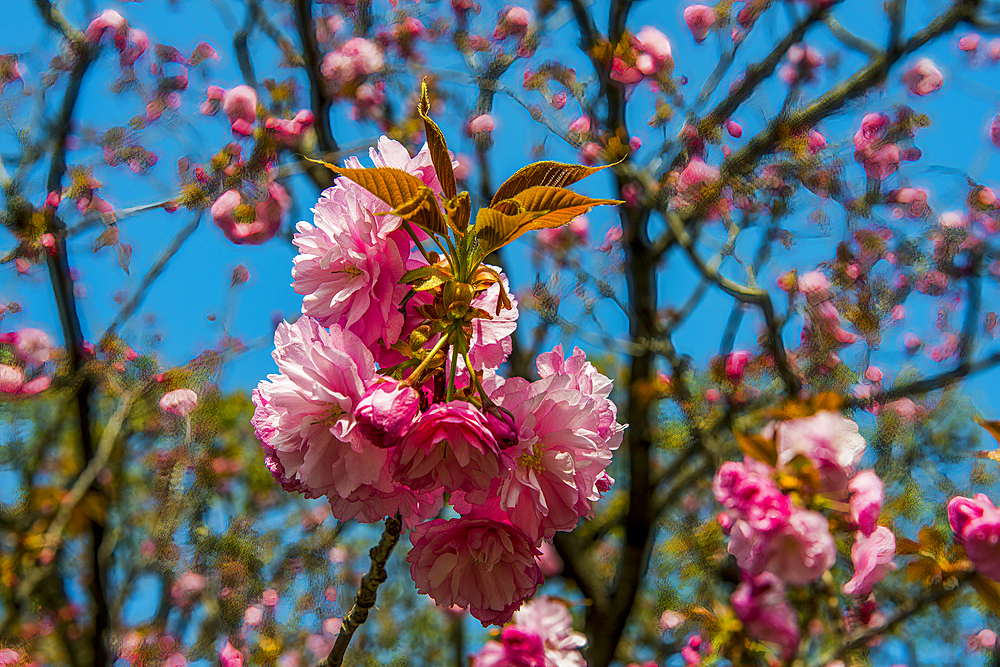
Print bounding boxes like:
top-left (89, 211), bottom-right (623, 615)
top-left (853, 110), bottom-right (922, 182)
top-left (0, 328), bottom-right (53, 395)
top-left (252, 137), bottom-right (624, 625)
top-left (610, 27), bottom-right (674, 86)
top-left (471, 596), bottom-right (587, 667)
top-left (714, 411), bottom-right (895, 656)
top-left (84, 10), bottom-right (149, 71)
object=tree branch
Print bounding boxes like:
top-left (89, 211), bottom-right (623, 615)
top-left (318, 513), bottom-right (403, 667)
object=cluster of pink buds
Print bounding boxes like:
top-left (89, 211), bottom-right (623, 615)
top-left (252, 85), bottom-right (624, 624)
top-left (714, 409), bottom-right (895, 658)
top-left (84, 10), bottom-right (148, 71)
top-left (0, 328), bottom-right (53, 395)
top-left (610, 26), bottom-right (674, 86)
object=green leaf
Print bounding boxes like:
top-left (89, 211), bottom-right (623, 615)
top-left (418, 80), bottom-right (456, 200)
top-left (400, 264), bottom-right (450, 284)
top-left (490, 158), bottom-right (622, 206)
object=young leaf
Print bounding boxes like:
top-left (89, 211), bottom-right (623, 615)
top-left (309, 160), bottom-right (429, 212)
top-left (490, 158), bottom-right (622, 206)
top-left (734, 431), bottom-right (778, 467)
top-left (444, 192), bottom-right (471, 235)
top-left (117, 242), bottom-right (132, 275)
top-left (418, 80), bottom-right (457, 200)
top-left (474, 188), bottom-right (620, 255)
top-left (383, 185), bottom-right (448, 236)
top-left (472, 208), bottom-right (550, 257)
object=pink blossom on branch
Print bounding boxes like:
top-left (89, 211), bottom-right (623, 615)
top-left (393, 400), bottom-right (512, 504)
top-left (250, 318), bottom-right (378, 501)
top-left (848, 469), bottom-right (884, 536)
top-left (159, 388), bottom-right (198, 417)
top-left (728, 509), bottom-right (836, 584)
top-left (731, 573), bottom-right (800, 659)
top-left (684, 5), bottom-right (715, 42)
top-left (407, 516), bottom-right (542, 626)
top-left (948, 493), bottom-right (1000, 581)
top-left (842, 526), bottom-right (896, 595)
top-left (902, 58), bottom-right (944, 96)
top-left (211, 182), bottom-right (290, 245)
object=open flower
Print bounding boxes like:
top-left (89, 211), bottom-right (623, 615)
top-left (948, 493), bottom-right (1000, 581)
top-left (843, 526), bottom-right (896, 595)
top-left (251, 318), bottom-right (379, 501)
top-left (394, 400), bottom-right (512, 503)
top-left (159, 389), bottom-right (198, 417)
top-left (731, 573), bottom-right (800, 659)
top-left (407, 516), bottom-right (542, 626)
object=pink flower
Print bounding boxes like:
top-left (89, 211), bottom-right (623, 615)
top-left (843, 526), bottom-right (896, 595)
top-left (610, 56), bottom-right (643, 85)
top-left (535, 540), bottom-right (564, 577)
top-left (212, 182), bottom-right (290, 245)
top-left (468, 271), bottom-right (519, 370)
top-left (407, 517), bottom-right (542, 626)
top-left (222, 85), bottom-right (258, 135)
top-left (807, 130), bottom-right (827, 153)
top-left (171, 571), bottom-right (205, 605)
top-left (394, 401), bottom-right (512, 503)
top-left (511, 596), bottom-right (587, 666)
top-left (959, 33), bottom-right (980, 52)
top-left (729, 509), bottom-right (836, 584)
top-left (220, 641), bottom-right (244, 667)
top-left (713, 459), bottom-right (791, 532)
top-left (551, 92), bottom-right (567, 109)
top-left (568, 115), bottom-right (591, 134)
top-left (0, 328), bottom-right (52, 365)
top-left (354, 381), bottom-right (420, 448)
top-left (469, 114), bottom-right (496, 134)
top-left (505, 7), bottom-right (532, 28)
top-left (0, 365), bottom-right (23, 393)
top-left (774, 411), bottom-right (866, 491)
top-left (853, 113), bottom-right (889, 154)
top-left (321, 38), bottom-right (383, 87)
top-left (0, 649), bottom-right (20, 666)
top-left (848, 470), bottom-right (883, 536)
top-left (251, 318), bottom-right (379, 501)
top-left (731, 573), bottom-right (800, 659)
top-left (684, 5), bottom-right (715, 42)
top-left (677, 157), bottom-right (719, 198)
top-left (535, 345), bottom-right (624, 450)
top-left (948, 494), bottom-right (1000, 581)
top-left (636, 26), bottom-right (673, 71)
top-left (293, 137), bottom-right (442, 352)
top-left (84, 9), bottom-right (126, 42)
top-left (798, 270), bottom-right (830, 301)
top-left (160, 388), bottom-right (198, 417)
top-left (725, 350), bottom-right (751, 381)
top-left (902, 58), bottom-right (943, 96)
top-left (778, 43), bottom-right (824, 85)
top-left (490, 369), bottom-right (619, 543)
top-left (599, 225), bottom-right (623, 251)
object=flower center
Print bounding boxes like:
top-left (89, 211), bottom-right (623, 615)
top-left (518, 443), bottom-right (544, 472)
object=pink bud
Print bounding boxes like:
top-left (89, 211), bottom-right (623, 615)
top-left (505, 6), bottom-right (532, 27)
top-left (551, 91), bottom-right (567, 109)
top-left (159, 388), bottom-right (198, 416)
top-left (220, 642), bottom-right (243, 667)
top-left (864, 365), bottom-right (883, 383)
top-left (684, 5), bottom-right (715, 42)
top-left (726, 119), bottom-right (743, 138)
top-left (629, 135), bottom-right (642, 151)
top-left (568, 115), bottom-right (591, 134)
top-left (468, 114), bottom-right (495, 134)
top-left (959, 33), bottom-right (980, 52)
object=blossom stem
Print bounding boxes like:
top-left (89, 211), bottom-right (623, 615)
top-left (401, 220), bottom-right (434, 266)
top-left (405, 328), bottom-right (452, 386)
top-left (320, 513), bottom-right (403, 667)
top-left (447, 343), bottom-right (459, 402)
